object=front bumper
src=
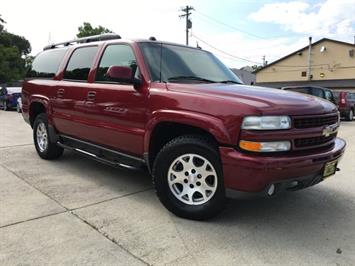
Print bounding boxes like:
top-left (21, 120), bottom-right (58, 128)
top-left (220, 138), bottom-right (346, 193)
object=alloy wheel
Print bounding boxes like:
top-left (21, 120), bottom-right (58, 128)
top-left (36, 122), bottom-right (48, 152)
top-left (167, 153), bottom-right (218, 205)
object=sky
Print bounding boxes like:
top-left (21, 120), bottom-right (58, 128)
top-left (1, 0), bottom-right (355, 68)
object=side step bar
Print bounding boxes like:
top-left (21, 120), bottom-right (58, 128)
top-left (57, 135), bottom-right (146, 171)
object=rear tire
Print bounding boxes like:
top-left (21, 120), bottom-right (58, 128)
top-left (346, 109), bottom-right (353, 121)
top-left (33, 113), bottom-right (64, 160)
top-left (2, 101), bottom-right (8, 111)
top-left (152, 135), bottom-right (225, 220)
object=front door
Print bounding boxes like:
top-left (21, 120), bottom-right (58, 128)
top-left (81, 44), bottom-right (147, 156)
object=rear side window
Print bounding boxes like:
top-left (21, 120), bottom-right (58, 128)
top-left (311, 88), bottom-right (324, 98)
top-left (96, 44), bottom-right (137, 82)
top-left (285, 88), bottom-right (310, 94)
top-left (26, 48), bottom-right (67, 78)
top-left (64, 46), bottom-right (98, 81)
top-left (324, 90), bottom-right (333, 101)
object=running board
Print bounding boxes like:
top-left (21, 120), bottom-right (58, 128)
top-left (57, 135), bottom-right (146, 171)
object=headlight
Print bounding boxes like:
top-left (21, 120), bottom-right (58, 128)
top-left (242, 116), bottom-right (291, 130)
top-left (239, 140), bottom-right (291, 152)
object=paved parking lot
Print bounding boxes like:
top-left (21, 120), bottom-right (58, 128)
top-left (0, 111), bottom-right (355, 265)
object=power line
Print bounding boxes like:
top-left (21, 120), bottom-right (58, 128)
top-left (191, 33), bottom-right (262, 64)
top-left (195, 10), bottom-right (292, 40)
top-left (195, 10), bottom-right (264, 39)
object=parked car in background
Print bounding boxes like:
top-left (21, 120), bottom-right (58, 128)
top-left (333, 91), bottom-right (355, 121)
top-left (17, 97), bottom-right (22, 113)
top-left (281, 86), bottom-right (337, 105)
top-left (0, 87), bottom-right (22, 111)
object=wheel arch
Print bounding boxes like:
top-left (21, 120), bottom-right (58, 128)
top-left (29, 96), bottom-right (50, 127)
top-left (144, 110), bottom-right (231, 171)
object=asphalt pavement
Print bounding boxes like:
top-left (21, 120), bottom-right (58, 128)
top-left (0, 111), bottom-right (354, 265)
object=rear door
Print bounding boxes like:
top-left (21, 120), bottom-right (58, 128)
top-left (51, 46), bottom-right (98, 137)
top-left (81, 44), bottom-right (147, 156)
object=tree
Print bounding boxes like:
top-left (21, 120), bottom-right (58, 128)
top-left (0, 15), bottom-right (31, 84)
top-left (76, 22), bottom-right (112, 38)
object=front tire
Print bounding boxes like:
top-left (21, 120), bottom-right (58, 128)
top-left (153, 135), bottom-right (225, 220)
top-left (33, 113), bottom-right (64, 160)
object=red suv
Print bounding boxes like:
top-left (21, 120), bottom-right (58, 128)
top-left (22, 34), bottom-right (346, 220)
top-left (334, 91), bottom-right (355, 121)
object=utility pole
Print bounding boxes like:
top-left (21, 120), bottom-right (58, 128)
top-left (262, 55), bottom-right (266, 66)
top-left (307, 36), bottom-right (312, 80)
top-left (179, 6), bottom-right (194, 46)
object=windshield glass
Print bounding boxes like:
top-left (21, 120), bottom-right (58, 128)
top-left (139, 42), bottom-right (242, 84)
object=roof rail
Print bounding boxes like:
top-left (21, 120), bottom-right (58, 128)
top-left (43, 33), bottom-right (121, 50)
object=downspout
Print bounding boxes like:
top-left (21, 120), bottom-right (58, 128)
top-left (307, 37), bottom-right (312, 80)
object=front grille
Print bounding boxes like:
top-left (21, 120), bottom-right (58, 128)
top-left (293, 114), bottom-right (338, 128)
top-left (294, 133), bottom-right (336, 148)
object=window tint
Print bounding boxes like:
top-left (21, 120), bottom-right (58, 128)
top-left (311, 88), bottom-right (324, 98)
top-left (284, 87), bottom-right (310, 94)
top-left (64, 46), bottom-right (98, 81)
top-left (96, 45), bottom-right (137, 82)
top-left (324, 90), bottom-right (333, 101)
top-left (139, 43), bottom-right (242, 84)
top-left (26, 48), bottom-right (67, 78)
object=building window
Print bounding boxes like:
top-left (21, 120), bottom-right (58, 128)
top-left (301, 71), bottom-right (307, 77)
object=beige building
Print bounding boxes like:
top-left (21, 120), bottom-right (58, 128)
top-left (255, 38), bottom-right (355, 91)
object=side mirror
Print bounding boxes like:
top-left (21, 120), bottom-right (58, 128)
top-left (105, 66), bottom-right (142, 90)
top-left (106, 66), bottom-right (132, 81)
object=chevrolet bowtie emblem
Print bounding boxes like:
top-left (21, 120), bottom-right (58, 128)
top-left (322, 124), bottom-right (338, 137)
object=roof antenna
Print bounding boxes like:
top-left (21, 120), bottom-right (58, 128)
top-left (149, 36), bottom-right (156, 41)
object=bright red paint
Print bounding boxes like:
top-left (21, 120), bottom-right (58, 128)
top-left (22, 38), bottom-right (346, 193)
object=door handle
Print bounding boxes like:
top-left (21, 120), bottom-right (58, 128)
top-left (87, 91), bottom-right (96, 101)
top-left (57, 88), bottom-right (65, 98)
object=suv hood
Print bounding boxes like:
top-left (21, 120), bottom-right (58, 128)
top-left (167, 83), bottom-right (337, 115)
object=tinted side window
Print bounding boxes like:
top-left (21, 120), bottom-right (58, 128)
top-left (285, 88), bottom-right (310, 94)
top-left (311, 88), bottom-right (324, 98)
top-left (324, 90), bottom-right (333, 101)
top-left (64, 46), bottom-right (98, 81)
top-left (26, 48), bottom-right (67, 78)
top-left (96, 45), bottom-right (137, 82)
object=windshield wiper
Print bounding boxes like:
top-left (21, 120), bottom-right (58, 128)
top-left (218, 80), bottom-right (242, 84)
top-left (167, 76), bottom-right (217, 83)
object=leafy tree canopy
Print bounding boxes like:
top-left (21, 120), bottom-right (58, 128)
top-left (0, 14), bottom-right (32, 84)
top-left (77, 22), bottom-right (113, 38)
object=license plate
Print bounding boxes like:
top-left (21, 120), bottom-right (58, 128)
top-left (323, 160), bottom-right (338, 178)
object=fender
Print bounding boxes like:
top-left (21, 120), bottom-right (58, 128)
top-left (144, 109), bottom-right (232, 153)
top-left (29, 94), bottom-right (52, 121)
top-left (29, 95), bottom-right (59, 143)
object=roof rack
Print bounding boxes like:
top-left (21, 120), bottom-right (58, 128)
top-left (43, 33), bottom-right (121, 50)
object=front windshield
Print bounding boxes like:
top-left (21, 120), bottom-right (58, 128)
top-left (139, 42), bottom-right (242, 84)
